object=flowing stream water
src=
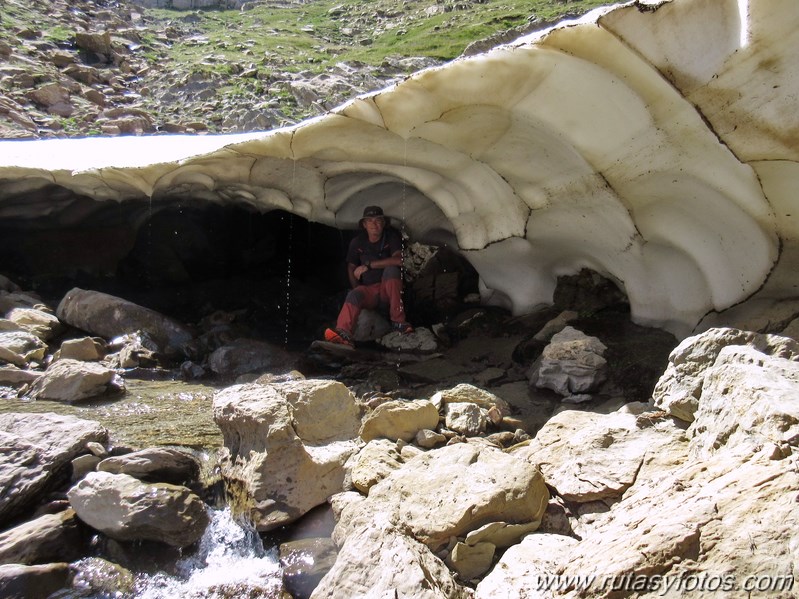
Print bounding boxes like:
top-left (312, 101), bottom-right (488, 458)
top-left (130, 508), bottom-right (282, 598)
top-left (0, 378), bottom-right (223, 449)
top-left (1, 378), bottom-right (290, 597)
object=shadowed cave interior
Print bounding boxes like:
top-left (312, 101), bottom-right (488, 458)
top-left (0, 188), bottom-right (482, 350)
top-left (0, 183), bottom-right (682, 403)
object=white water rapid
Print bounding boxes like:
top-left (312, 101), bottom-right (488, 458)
top-left (75, 508), bottom-right (283, 598)
top-left (136, 508), bottom-right (281, 598)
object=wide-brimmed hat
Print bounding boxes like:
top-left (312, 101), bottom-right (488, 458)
top-left (359, 205), bottom-right (391, 227)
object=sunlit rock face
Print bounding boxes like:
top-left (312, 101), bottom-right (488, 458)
top-left (1, 0), bottom-right (797, 338)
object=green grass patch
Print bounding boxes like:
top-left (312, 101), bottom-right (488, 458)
top-left (145, 0), bottom-right (614, 74)
top-left (43, 25), bottom-right (74, 44)
top-left (2, 0), bottom-right (619, 130)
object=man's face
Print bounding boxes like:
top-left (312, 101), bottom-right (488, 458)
top-left (363, 216), bottom-right (385, 236)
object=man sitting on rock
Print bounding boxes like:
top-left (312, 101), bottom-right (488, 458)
top-left (324, 205), bottom-right (414, 348)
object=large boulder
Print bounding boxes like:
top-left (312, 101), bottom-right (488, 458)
top-left (311, 526), bottom-right (469, 599)
top-left (97, 447), bottom-right (201, 485)
top-left (324, 442), bottom-right (548, 596)
top-left (0, 330), bottom-right (47, 365)
top-left (56, 288), bottom-right (193, 358)
top-left (653, 327), bottom-right (799, 422)
top-left (0, 413), bottom-right (107, 526)
top-left (0, 563), bottom-right (72, 599)
top-left (688, 344), bottom-right (799, 458)
top-left (207, 338), bottom-right (293, 379)
top-left (67, 471), bottom-right (209, 548)
top-left (513, 403), bottom-right (658, 503)
top-left (359, 399), bottom-right (440, 443)
top-left (29, 359), bottom-right (125, 402)
top-left (335, 442), bottom-right (549, 551)
top-left (474, 533), bottom-right (578, 598)
top-left (213, 380), bottom-right (362, 531)
top-left (0, 509), bottom-right (86, 566)
top-left (347, 438), bottom-right (405, 494)
top-left (6, 307), bottom-right (62, 342)
top-left (431, 383), bottom-right (512, 417)
top-left (528, 327), bottom-right (608, 398)
top-left (548, 441), bottom-right (798, 594)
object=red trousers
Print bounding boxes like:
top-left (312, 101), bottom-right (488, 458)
top-left (336, 266), bottom-right (406, 334)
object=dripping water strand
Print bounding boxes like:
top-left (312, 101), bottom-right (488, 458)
top-left (398, 137), bottom-right (409, 371)
top-left (146, 195), bottom-right (153, 288)
top-left (284, 213), bottom-right (293, 348)
top-left (284, 158), bottom-right (296, 348)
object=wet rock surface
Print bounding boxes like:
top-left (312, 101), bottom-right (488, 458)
top-left (67, 471), bottom-right (210, 548)
top-left (29, 358), bottom-right (125, 402)
top-left (213, 379), bottom-right (362, 531)
top-left (97, 447), bottom-right (202, 485)
top-left (0, 412), bottom-right (108, 527)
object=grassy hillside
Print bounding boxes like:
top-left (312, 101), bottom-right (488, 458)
top-left (0, 0), bottom-right (614, 137)
top-left (144, 0), bottom-right (612, 71)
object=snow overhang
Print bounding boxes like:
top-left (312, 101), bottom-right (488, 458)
top-left (1, 0), bottom-right (797, 338)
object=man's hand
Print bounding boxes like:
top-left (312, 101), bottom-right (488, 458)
top-left (354, 264), bottom-right (369, 280)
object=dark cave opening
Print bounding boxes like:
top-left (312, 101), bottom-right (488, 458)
top-left (0, 187), bottom-right (678, 405)
top-left (0, 194), bottom-right (479, 350)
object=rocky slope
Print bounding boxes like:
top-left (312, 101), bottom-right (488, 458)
top-left (0, 0), bottom-right (600, 139)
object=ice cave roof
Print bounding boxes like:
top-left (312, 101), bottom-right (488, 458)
top-left (1, 0), bottom-right (797, 338)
